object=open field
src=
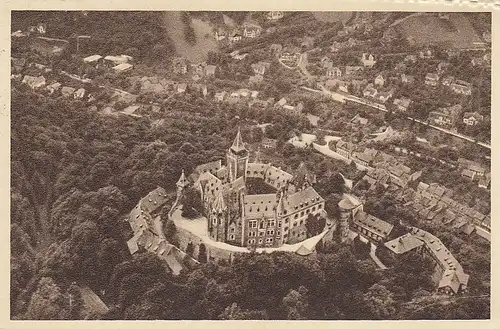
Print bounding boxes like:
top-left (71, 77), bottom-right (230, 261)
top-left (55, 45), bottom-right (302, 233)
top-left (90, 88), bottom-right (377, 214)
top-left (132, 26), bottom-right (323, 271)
top-left (387, 13), bottom-right (485, 49)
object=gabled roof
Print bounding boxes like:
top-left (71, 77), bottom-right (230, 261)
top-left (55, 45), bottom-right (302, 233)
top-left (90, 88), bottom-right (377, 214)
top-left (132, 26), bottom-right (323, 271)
top-left (384, 233), bottom-right (424, 254)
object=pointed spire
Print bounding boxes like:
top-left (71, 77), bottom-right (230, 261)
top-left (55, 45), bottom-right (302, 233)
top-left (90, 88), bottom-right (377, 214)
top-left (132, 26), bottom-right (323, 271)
top-left (176, 169), bottom-right (188, 188)
top-left (255, 146), bottom-right (261, 163)
top-left (230, 127), bottom-right (247, 154)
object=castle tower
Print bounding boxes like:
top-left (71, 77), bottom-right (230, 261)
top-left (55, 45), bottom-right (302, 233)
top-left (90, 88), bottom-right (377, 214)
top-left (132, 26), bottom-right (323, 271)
top-left (226, 127), bottom-right (249, 182)
top-left (208, 191), bottom-right (227, 242)
top-left (176, 169), bottom-right (188, 205)
top-left (337, 194), bottom-right (362, 243)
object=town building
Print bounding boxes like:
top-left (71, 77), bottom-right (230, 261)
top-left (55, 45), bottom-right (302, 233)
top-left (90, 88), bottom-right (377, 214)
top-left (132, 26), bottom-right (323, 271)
top-left (401, 73), bottom-right (415, 84)
top-left (326, 66), bottom-right (342, 78)
top-left (361, 53), bottom-right (376, 68)
top-left (463, 112), bottom-right (484, 126)
top-left (172, 57), bottom-right (188, 75)
top-left (393, 97), bottom-right (412, 112)
top-left (374, 74), bottom-right (385, 86)
top-left (385, 227), bottom-right (469, 295)
top-left (428, 105), bottom-right (462, 128)
top-left (450, 80), bottom-right (472, 95)
top-left (179, 130), bottom-right (326, 248)
top-left (267, 11), bottom-right (284, 20)
top-left (336, 140), bottom-right (357, 159)
top-left (425, 73), bottom-right (440, 86)
top-left (22, 75), bottom-right (46, 89)
top-left (243, 23), bottom-right (262, 38)
top-left (262, 138), bottom-right (278, 149)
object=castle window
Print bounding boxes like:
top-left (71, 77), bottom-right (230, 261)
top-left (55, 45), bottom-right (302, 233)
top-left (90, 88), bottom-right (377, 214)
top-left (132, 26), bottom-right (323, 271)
top-left (266, 237), bottom-right (273, 243)
top-left (301, 211), bottom-right (304, 217)
top-left (284, 227), bottom-right (289, 231)
top-left (318, 204), bottom-right (322, 209)
top-left (285, 217), bottom-right (289, 223)
top-left (260, 221), bottom-right (265, 229)
top-left (278, 220), bottom-right (282, 228)
top-left (259, 231), bottom-right (264, 236)
top-left (277, 231), bottom-right (281, 236)
top-left (292, 231), bottom-right (296, 236)
top-left (300, 220), bottom-right (304, 225)
top-left (247, 171), bottom-right (250, 175)
top-left (267, 229), bottom-right (274, 235)
top-left (249, 220), bottom-right (257, 228)
top-left (248, 239), bottom-right (255, 244)
top-left (213, 218), bottom-right (217, 224)
top-left (284, 233), bottom-right (288, 239)
top-left (306, 209), bottom-right (310, 214)
top-left (294, 214), bottom-right (298, 219)
top-left (268, 219), bottom-right (275, 227)
top-left (249, 231), bottom-right (257, 237)
top-left (312, 206), bottom-right (316, 212)
top-left (229, 234), bottom-right (235, 240)
top-left (230, 227), bottom-right (235, 233)
top-left (258, 239), bottom-right (263, 244)
top-left (293, 222), bottom-right (298, 227)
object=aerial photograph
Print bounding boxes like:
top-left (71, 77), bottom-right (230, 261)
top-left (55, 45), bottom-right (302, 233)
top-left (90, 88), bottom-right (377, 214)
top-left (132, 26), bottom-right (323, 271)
top-left (10, 11), bottom-right (491, 320)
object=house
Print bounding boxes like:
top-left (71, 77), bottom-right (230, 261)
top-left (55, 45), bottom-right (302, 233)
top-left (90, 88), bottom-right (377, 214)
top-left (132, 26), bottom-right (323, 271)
top-left (419, 49), bottom-right (433, 59)
top-left (11, 30), bottom-right (27, 37)
top-left (336, 140), bottom-right (357, 159)
top-left (345, 66), bottom-right (363, 76)
top-left (104, 55), bottom-right (132, 66)
top-left (463, 112), bottom-right (484, 126)
top-left (353, 151), bottom-right (375, 167)
top-left (361, 53), bottom-right (376, 68)
top-left (243, 23), bottom-right (262, 38)
top-left (46, 82), bottom-right (61, 94)
top-left (404, 54), bottom-right (417, 63)
top-left (428, 105), bottom-right (462, 128)
top-left (262, 138), bottom-right (278, 149)
top-left (441, 76), bottom-right (455, 86)
top-left (214, 28), bottom-right (227, 41)
top-left (205, 65), bottom-right (217, 77)
top-left (338, 81), bottom-right (349, 93)
top-left (352, 211), bottom-right (394, 242)
top-left (112, 63), bottom-right (133, 73)
top-left (61, 86), bottom-right (76, 97)
top-left (251, 61), bottom-right (270, 75)
top-left (374, 74), bottom-right (385, 86)
top-left (172, 57), bottom-right (188, 75)
top-left (326, 67), bottom-right (342, 78)
top-left (83, 54), bottom-right (103, 64)
top-left (267, 11), bottom-right (284, 20)
top-left (478, 174), bottom-right (491, 189)
top-left (177, 83), bottom-right (187, 93)
top-left (280, 47), bottom-right (301, 64)
top-left (351, 114), bottom-right (368, 125)
top-left (233, 53), bottom-right (248, 60)
top-left (425, 73), bottom-right (440, 86)
top-left (393, 97), bottom-right (412, 112)
top-left (249, 74), bottom-right (264, 85)
top-left (321, 57), bottom-right (334, 69)
top-left (29, 23), bottom-right (47, 34)
top-left (74, 88), bottom-right (86, 99)
top-left (214, 91), bottom-right (227, 102)
top-left (450, 80), bottom-right (472, 95)
top-left (401, 73), bottom-right (415, 84)
top-left (377, 89), bottom-right (394, 103)
top-left (363, 84), bottom-right (377, 98)
top-left (461, 169), bottom-right (475, 180)
top-left (270, 43), bottom-right (283, 55)
top-left (229, 31), bottom-right (242, 42)
top-left (22, 75), bottom-right (46, 89)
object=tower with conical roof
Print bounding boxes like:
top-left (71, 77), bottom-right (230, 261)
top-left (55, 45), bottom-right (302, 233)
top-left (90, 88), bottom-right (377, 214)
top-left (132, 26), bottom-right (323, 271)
top-left (226, 127), bottom-right (249, 183)
top-left (175, 169), bottom-right (188, 207)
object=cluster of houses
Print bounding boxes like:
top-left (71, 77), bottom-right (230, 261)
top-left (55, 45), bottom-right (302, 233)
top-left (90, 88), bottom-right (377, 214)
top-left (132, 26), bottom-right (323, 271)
top-left (171, 57), bottom-right (217, 82)
top-left (338, 193), bottom-right (470, 295)
top-left (394, 181), bottom-right (490, 241)
top-left (427, 104), bottom-right (485, 129)
top-left (11, 22), bottom-right (47, 37)
top-left (83, 54), bottom-right (134, 73)
top-left (214, 21), bottom-right (263, 43)
top-left (126, 187), bottom-right (198, 275)
top-left (137, 76), bottom-right (208, 97)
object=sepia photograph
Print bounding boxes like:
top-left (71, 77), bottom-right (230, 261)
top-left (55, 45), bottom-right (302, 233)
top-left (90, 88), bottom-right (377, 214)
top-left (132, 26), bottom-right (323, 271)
top-left (10, 9), bottom-right (491, 321)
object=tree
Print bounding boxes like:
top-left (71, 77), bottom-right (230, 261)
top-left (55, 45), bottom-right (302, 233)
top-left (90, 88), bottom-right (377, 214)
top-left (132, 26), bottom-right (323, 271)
top-left (26, 277), bottom-right (70, 320)
top-left (282, 286), bottom-right (310, 319)
top-left (198, 243), bottom-right (207, 263)
top-left (362, 283), bottom-right (396, 319)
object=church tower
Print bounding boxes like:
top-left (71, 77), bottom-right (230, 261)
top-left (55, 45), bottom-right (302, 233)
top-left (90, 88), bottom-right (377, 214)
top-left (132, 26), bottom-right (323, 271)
top-left (226, 128), bottom-right (249, 182)
top-left (208, 191), bottom-right (227, 242)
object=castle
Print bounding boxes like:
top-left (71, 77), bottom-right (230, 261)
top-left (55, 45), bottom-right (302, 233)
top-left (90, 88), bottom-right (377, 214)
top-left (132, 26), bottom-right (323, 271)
top-left (177, 129), bottom-right (327, 249)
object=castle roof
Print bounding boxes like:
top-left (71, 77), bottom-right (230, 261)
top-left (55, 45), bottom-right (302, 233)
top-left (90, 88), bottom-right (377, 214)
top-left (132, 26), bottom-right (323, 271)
top-left (139, 186), bottom-right (169, 214)
top-left (212, 191), bottom-right (227, 213)
top-left (283, 187), bottom-right (323, 214)
top-left (384, 233), bottom-right (424, 254)
top-left (176, 170), bottom-right (188, 188)
top-left (353, 211), bottom-right (393, 239)
top-left (230, 128), bottom-right (247, 154)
